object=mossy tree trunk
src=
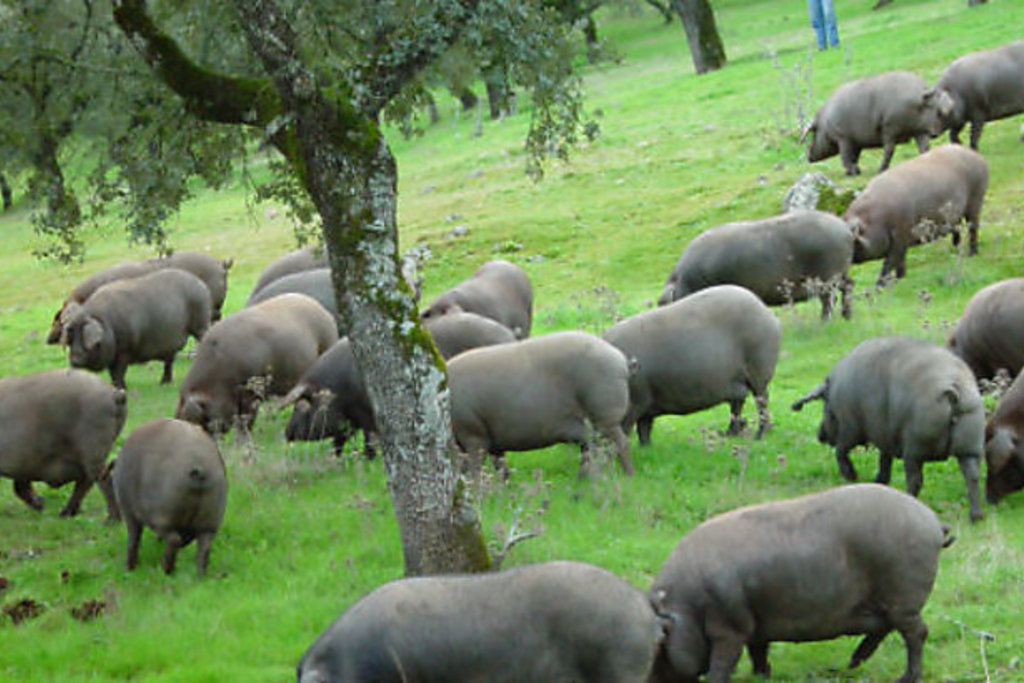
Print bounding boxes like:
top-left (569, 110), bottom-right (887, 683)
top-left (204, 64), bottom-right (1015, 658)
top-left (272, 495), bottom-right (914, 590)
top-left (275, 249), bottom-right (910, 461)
top-left (671, 0), bottom-right (727, 74)
top-left (112, 0), bottom-right (490, 575)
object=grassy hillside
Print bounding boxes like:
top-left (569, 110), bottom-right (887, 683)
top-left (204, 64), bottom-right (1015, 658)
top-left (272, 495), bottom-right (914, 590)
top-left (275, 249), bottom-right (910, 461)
top-left (2, 0), bottom-right (1023, 680)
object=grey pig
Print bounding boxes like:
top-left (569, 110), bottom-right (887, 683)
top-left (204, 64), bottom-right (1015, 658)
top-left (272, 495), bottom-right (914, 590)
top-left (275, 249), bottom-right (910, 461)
top-left (0, 369), bottom-right (125, 518)
top-left (947, 278), bottom-right (1024, 383)
top-left (606, 285), bottom-right (780, 443)
top-left (421, 259), bottom-right (532, 339)
top-left (423, 310), bottom-right (516, 359)
top-left (805, 70), bottom-right (953, 175)
top-left (657, 210), bottom-right (853, 320)
top-left (297, 560), bottom-right (663, 683)
top-left (284, 319), bottom-right (513, 456)
top-left (283, 339), bottom-right (376, 458)
top-left (937, 40), bottom-right (1024, 149)
top-left (650, 483), bottom-right (953, 683)
top-left (64, 268), bottom-right (211, 388)
top-left (47, 251), bottom-right (230, 343)
top-left (111, 418), bottom-right (227, 576)
top-left (448, 331), bottom-right (633, 477)
top-left (792, 335), bottom-right (985, 521)
top-left (248, 247), bottom-right (327, 301)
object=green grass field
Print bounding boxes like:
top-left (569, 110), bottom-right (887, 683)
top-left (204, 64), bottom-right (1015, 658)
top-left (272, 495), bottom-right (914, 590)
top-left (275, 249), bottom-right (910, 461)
top-left (2, 0), bottom-right (1024, 680)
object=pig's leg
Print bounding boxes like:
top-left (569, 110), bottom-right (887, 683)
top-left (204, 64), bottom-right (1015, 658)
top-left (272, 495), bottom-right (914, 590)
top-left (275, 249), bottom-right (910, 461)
top-left (726, 398), bottom-right (747, 436)
top-left (161, 531), bottom-right (183, 574)
top-left (894, 613), bottom-right (928, 683)
top-left (124, 516), bottom-right (143, 571)
top-left (59, 478), bottom-right (94, 517)
top-left (637, 415), bottom-right (654, 446)
top-left (747, 640), bottom-right (771, 677)
top-left (196, 532), bottom-right (215, 577)
top-left (849, 630), bottom-right (890, 669)
top-left (13, 480), bottom-right (44, 511)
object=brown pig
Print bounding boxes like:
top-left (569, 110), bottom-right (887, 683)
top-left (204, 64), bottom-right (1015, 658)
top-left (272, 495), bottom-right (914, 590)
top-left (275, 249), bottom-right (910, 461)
top-left (843, 144), bottom-right (988, 285)
top-left (0, 369), bottom-right (125, 517)
top-left (176, 293), bottom-right (338, 436)
top-left (111, 418), bottom-right (227, 576)
top-left (983, 367), bottom-right (1024, 504)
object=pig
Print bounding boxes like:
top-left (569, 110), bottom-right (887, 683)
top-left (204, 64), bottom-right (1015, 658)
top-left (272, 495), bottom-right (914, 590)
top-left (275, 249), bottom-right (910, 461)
top-left (47, 250), bottom-right (231, 342)
top-left (246, 268), bottom-right (341, 331)
top-left (63, 268), bottom-right (212, 388)
top-left (804, 70), bottom-right (954, 175)
top-left (605, 285), bottom-right (780, 444)
top-left (649, 483), bottom-right (953, 683)
top-left (423, 310), bottom-right (516, 360)
top-left (46, 260), bottom-right (157, 344)
top-left (981, 367), bottom-right (1024, 504)
top-left (947, 278), bottom-right (1024, 383)
top-left (657, 210), bottom-right (854, 320)
top-left (937, 40), bottom-right (1024, 150)
top-left (111, 419), bottom-right (227, 576)
top-left (284, 319), bottom-right (514, 456)
top-left (154, 251), bottom-right (232, 322)
top-left (248, 246), bottom-right (327, 301)
top-left (177, 293), bottom-right (339, 436)
top-left (0, 369), bottom-right (125, 517)
top-left (283, 339), bottom-right (376, 458)
top-left (792, 335), bottom-right (986, 521)
top-left (421, 259), bottom-right (533, 339)
top-left (297, 560), bottom-right (663, 683)
top-left (843, 144), bottom-right (988, 285)
top-left (447, 331), bottom-right (633, 477)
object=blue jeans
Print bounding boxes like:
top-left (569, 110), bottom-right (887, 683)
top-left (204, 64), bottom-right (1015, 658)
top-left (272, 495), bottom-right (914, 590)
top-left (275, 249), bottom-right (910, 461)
top-left (808, 0), bottom-right (840, 49)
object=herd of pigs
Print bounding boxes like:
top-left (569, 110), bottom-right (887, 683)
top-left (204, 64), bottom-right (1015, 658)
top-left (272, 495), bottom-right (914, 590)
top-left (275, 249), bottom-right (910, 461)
top-left (2, 38), bottom-right (1024, 683)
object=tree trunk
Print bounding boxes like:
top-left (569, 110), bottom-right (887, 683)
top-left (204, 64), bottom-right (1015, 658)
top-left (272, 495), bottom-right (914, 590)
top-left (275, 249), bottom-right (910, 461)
top-left (325, 138), bottom-right (490, 575)
top-left (456, 87), bottom-right (479, 112)
top-left (645, 0), bottom-right (675, 23)
top-left (671, 0), bottom-right (727, 75)
top-left (484, 65), bottom-right (513, 120)
top-left (230, 4), bottom-right (491, 577)
top-left (34, 132), bottom-right (81, 228)
top-left (0, 172), bottom-right (11, 211)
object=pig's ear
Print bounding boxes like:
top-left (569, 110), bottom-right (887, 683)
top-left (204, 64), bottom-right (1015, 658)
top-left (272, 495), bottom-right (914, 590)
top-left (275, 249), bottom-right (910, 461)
top-left (82, 317), bottom-right (104, 350)
top-left (799, 121), bottom-right (817, 143)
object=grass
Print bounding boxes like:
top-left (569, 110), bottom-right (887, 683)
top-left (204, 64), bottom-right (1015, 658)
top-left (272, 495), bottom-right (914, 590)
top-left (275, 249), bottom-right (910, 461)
top-left (2, 0), bottom-right (1024, 680)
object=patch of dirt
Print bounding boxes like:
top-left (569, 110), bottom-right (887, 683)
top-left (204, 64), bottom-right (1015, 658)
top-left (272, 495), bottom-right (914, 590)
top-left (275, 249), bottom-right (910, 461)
top-left (3, 598), bottom-right (44, 625)
top-left (70, 599), bottom-right (106, 623)
top-left (0, 576), bottom-right (8, 593)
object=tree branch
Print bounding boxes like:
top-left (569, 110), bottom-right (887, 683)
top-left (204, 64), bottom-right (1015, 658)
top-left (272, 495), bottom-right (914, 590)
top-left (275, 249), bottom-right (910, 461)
top-left (358, 1), bottom-right (479, 115)
top-left (111, 0), bottom-right (281, 129)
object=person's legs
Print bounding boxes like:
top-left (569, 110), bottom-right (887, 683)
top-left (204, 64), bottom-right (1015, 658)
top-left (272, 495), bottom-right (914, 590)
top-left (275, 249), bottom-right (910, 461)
top-left (807, 0), bottom-right (826, 50)
top-left (822, 0), bottom-right (840, 47)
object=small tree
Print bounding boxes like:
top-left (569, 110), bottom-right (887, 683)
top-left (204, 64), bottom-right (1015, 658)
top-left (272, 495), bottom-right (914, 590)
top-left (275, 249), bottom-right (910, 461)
top-left (104, 0), bottom-right (592, 575)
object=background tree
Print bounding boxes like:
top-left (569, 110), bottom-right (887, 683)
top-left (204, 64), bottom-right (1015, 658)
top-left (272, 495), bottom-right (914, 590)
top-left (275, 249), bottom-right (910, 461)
top-left (104, 0), bottom-right (590, 575)
top-left (0, 0), bottom-right (246, 260)
top-left (672, 0), bottom-right (727, 74)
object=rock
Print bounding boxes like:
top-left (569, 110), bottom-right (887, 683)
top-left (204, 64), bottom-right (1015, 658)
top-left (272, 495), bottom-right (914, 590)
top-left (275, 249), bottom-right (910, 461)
top-left (782, 172), bottom-right (857, 215)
